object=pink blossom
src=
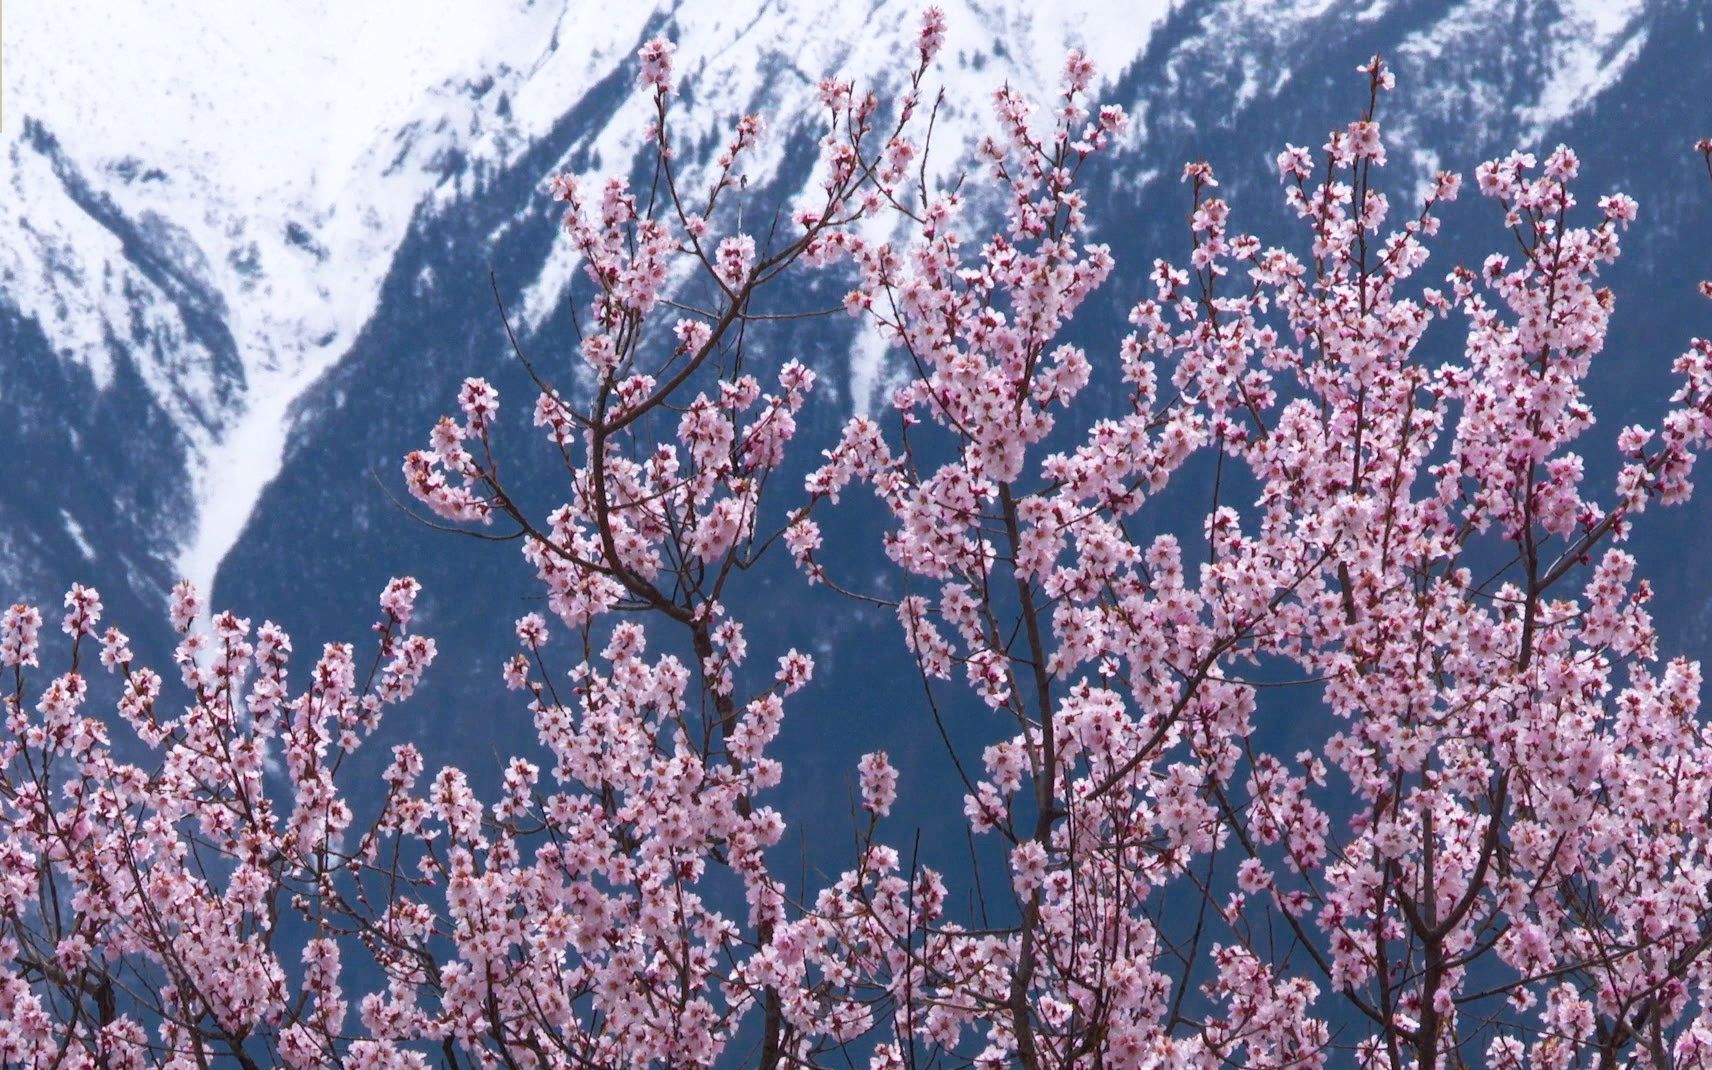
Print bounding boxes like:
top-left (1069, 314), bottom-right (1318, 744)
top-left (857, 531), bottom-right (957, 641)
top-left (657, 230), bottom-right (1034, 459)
top-left (1, 602), bottom-right (41, 667)
top-left (637, 37), bottom-right (675, 93)
top-left (4, 30), bottom-right (1712, 1070)
top-left (857, 750), bottom-right (898, 816)
top-left (918, 7), bottom-right (947, 64)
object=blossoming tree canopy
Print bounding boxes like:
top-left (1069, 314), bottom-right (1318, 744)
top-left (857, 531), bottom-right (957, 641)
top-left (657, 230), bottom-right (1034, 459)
top-left (7, 10), bottom-right (1712, 1069)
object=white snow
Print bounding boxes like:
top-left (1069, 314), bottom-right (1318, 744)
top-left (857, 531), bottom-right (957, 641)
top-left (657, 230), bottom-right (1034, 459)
top-left (38, 0), bottom-right (1664, 607)
top-left (518, 0), bottom-right (1177, 400)
top-left (2, 0), bottom-right (1177, 604)
top-left (4, 1), bottom-right (681, 602)
top-left (1521, 0), bottom-right (1649, 138)
top-left (60, 511), bottom-right (93, 561)
top-left (1395, 0), bottom-right (1649, 149)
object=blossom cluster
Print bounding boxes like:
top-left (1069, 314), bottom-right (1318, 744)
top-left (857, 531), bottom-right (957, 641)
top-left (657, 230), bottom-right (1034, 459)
top-left (7, 23), bottom-right (1712, 1070)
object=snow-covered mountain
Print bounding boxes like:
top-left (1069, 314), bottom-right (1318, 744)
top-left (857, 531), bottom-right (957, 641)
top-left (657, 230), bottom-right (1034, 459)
top-left (3, 0), bottom-right (1710, 764)
top-left (2, 0), bottom-right (1179, 607)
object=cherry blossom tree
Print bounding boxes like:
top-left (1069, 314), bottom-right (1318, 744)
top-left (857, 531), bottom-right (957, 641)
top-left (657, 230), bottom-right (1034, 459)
top-left (8, 13), bottom-right (1712, 1069)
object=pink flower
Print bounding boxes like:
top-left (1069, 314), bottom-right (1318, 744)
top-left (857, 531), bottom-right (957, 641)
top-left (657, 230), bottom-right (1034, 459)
top-left (857, 750), bottom-right (898, 816)
top-left (169, 580), bottom-right (200, 633)
top-left (379, 576), bottom-right (421, 629)
top-left (714, 234), bottom-right (756, 289)
top-left (638, 37), bottom-right (675, 93)
top-left (1, 602), bottom-right (42, 667)
top-left (918, 7), bottom-right (947, 64)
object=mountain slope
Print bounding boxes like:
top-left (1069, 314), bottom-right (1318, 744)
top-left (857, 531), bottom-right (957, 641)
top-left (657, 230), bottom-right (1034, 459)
top-left (3, 0), bottom-right (1709, 756)
top-left (0, 0), bottom-right (1176, 618)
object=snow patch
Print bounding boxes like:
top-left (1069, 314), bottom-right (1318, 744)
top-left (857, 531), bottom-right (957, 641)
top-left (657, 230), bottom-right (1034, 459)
top-left (848, 329), bottom-right (894, 417)
top-left (1522, 2), bottom-right (1649, 137)
top-left (60, 511), bottom-right (94, 561)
